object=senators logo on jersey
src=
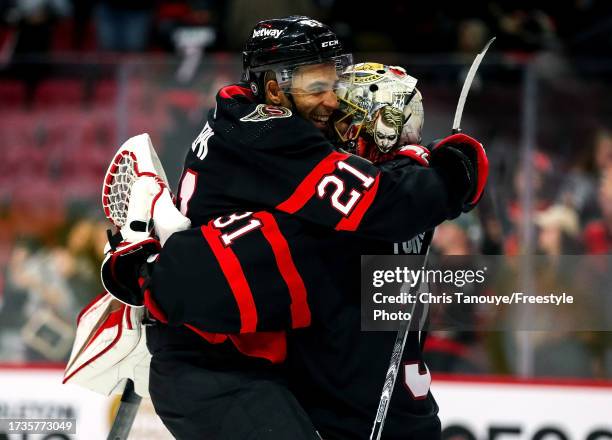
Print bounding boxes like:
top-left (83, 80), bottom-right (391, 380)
top-left (240, 104), bottom-right (292, 122)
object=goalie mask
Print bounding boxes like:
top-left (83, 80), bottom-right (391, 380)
top-left (334, 63), bottom-right (424, 153)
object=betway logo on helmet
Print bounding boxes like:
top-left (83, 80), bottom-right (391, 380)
top-left (252, 28), bottom-right (284, 38)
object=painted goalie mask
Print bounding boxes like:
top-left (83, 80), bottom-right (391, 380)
top-left (334, 63), bottom-right (424, 154)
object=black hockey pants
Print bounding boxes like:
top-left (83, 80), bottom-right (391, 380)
top-left (146, 324), bottom-right (321, 440)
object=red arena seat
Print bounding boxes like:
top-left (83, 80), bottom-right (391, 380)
top-left (34, 79), bottom-right (84, 108)
top-left (0, 80), bottom-right (27, 109)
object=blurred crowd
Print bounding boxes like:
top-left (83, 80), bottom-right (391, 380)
top-left (1, 1), bottom-right (612, 56)
top-left (424, 126), bottom-right (612, 379)
top-left (0, 0), bottom-right (612, 381)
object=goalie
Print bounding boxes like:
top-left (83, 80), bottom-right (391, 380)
top-left (65, 17), bottom-right (488, 440)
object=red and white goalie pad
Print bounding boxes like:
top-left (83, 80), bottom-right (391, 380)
top-left (102, 133), bottom-right (191, 245)
top-left (63, 293), bottom-right (151, 398)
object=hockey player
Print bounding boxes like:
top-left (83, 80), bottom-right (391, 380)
top-left (101, 16), bottom-right (488, 440)
top-left (143, 64), bottom-right (483, 439)
top-left (168, 16), bottom-right (477, 235)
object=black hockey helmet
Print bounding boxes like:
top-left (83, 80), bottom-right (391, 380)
top-left (242, 16), bottom-right (352, 100)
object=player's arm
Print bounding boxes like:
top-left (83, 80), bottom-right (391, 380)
top-left (145, 211), bottom-right (325, 334)
top-left (181, 110), bottom-right (486, 242)
top-left (351, 133), bottom-right (488, 240)
top-left (101, 212), bottom-right (320, 335)
top-left (234, 120), bottom-right (487, 242)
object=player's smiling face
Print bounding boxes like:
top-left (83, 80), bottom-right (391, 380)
top-left (289, 63), bottom-right (339, 130)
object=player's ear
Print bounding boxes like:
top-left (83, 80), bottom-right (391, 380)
top-left (265, 79), bottom-right (283, 105)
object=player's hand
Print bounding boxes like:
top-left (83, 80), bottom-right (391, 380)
top-left (430, 133), bottom-right (488, 213)
top-left (101, 234), bottom-right (161, 307)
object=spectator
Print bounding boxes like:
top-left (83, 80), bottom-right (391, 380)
top-left (6, 241), bottom-right (76, 360)
top-left (559, 129), bottom-right (612, 225)
top-left (0, 216), bottom-right (105, 361)
top-left (594, 129), bottom-right (612, 173)
top-left (529, 204), bottom-right (598, 378)
top-left (3, 0), bottom-right (72, 54)
top-left (425, 219), bottom-right (490, 374)
top-left (155, 1), bottom-right (219, 53)
top-left (431, 215), bottom-right (481, 256)
top-left (488, 3), bottom-right (560, 54)
top-left (94, 0), bottom-right (154, 52)
top-left (584, 166), bottom-right (612, 254)
top-left (504, 150), bottom-right (558, 255)
top-left (457, 19), bottom-right (489, 57)
top-left (535, 204), bottom-right (582, 256)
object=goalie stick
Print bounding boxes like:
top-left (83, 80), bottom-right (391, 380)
top-left (107, 379), bottom-right (142, 440)
top-left (369, 37), bottom-right (496, 440)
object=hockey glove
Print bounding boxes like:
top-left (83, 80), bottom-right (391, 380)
top-left (393, 144), bottom-right (430, 167)
top-left (354, 138), bottom-right (430, 166)
top-left (430, 133), bottom-right (488, 212)
top-left (101, 235), bottom-right (160, 307)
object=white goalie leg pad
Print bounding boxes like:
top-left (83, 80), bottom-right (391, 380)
top-left (63, 293), bottom-right (151, 398)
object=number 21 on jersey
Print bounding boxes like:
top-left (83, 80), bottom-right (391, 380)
top-left (316, 160), bottom-right (375, 216)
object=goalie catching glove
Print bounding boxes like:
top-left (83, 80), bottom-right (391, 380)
top-left (101, 173), bottom-right (163, 307)
top-left (102, 133), bottom-right (191, 246)
top-left (101, 149), bottom-right (189, 306)
top-left (429, 133), bottom-right (488, 213)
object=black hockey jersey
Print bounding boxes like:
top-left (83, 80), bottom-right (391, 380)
top-left (150, 212), bottom-right (438, 439)
top-left (147, 83), bottom-right (463, 439)
top-left (176, 84), bottom-right (461, 241)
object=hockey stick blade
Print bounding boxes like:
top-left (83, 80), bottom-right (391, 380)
top-left (452, 37), bottom-right (495, 133)
top-left (107, 379), bottom-right (142, 440)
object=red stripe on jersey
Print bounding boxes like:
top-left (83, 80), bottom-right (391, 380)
top-left (219, 85), bottom-right (254, 100)
top-left (183, 325), bottom-right (285, 363)
top-left (201, 223), bottom-right (258, 333)
top-left (143, 289), bottom-right (168, 324)
top-left (276, 151), bottom-right (350, 214)
top-left (183, 326), bottom-right (286, 363)
top-left (229, 332), bottom-right (287, 364)
top-left (335, 173), bottom-right (380, 231)
top-left (253, 211), bottom-right (311, 328)
top-left (183, 324), bottom-right (285, 363)
top-left (184, 324), bottom-right (229, 344)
